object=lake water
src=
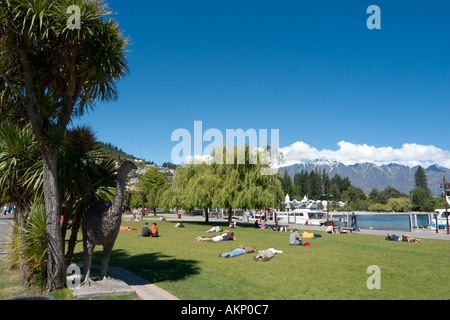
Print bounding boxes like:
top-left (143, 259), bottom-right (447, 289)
top-left (332, 214), bottom-right (430, 232)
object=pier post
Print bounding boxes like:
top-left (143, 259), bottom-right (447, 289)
top-left (409, 214), bottom-right (413, 232)
top-left (414, 214), bottom-right (417, 229)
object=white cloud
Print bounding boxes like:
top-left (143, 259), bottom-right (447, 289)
top-left (279, 141), bottom-right (450, 168)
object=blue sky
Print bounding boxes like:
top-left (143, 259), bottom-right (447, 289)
top-left (73, 0), bottom-right (450, 167)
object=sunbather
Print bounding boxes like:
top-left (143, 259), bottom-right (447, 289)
top-left (206, 226), bottom-right (223, 233)
top-left (386, 233), bottom-right (421, 242)
top-left (196, 232), bottom-right (236, 242)
top-left (253, 248), bottom-right (283, 262)
top-left (219, 246), bottom-right (256, 258)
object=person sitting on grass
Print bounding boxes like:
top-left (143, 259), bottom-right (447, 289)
top-left (138, 222), bottom-right (151, 237)
top-left (386, 233), bottom-right (421, 243)
top-left (150, 222), bottom-right (159, 237)
top-left (219, 245), bottom-right (256, 258)
top-left (336, 226), bottom-right (349, 234)
top-left (289, 229), bottom-right (303, 246)
top-left (253, 248), bottom-right (283, 262)
top-left (326, 225), bottom-right (334, 234)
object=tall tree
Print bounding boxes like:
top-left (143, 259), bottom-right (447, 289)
top-left (281, 171), bottom-right (293, 197)
top-left (293, 170), bottom-right (308, 198)
top-left (414, 166), bottom-right (431, 197)
top-left (412, 186), bottom-right (428, 211)
top-left (0, 0), bottom-right (129, 290)
top-left (136, 167), bottom-right (169, 213)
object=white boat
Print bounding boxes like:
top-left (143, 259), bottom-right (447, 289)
top-left (430, 191), bottom-right (450, 229)
top-left (276, 209), bottom-right (327, 226)
top-left (431, 209), bottom-right (449, 229)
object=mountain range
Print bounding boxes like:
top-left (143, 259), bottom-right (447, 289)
top-left (280, 159), bottom-right (450, 196)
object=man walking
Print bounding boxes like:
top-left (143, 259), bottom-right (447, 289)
top-left (351, 212), bottom-right (360, 232)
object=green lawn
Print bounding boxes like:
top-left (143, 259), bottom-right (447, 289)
top-left (69, 218), bottom-right (450, 300)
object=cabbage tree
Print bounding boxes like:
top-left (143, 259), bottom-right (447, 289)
top-left (0, 0), bottom-right (129, 291)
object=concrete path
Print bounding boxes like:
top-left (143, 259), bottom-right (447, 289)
top-left (0, 214), bottom-right (13, 260)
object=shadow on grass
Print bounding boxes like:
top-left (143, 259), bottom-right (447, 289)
top-left (73, 249), bottom-right (201, 284)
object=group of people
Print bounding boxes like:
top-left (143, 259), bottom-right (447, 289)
top-left (201, 226), bottom-right (285, 262)
top-left (138, 222), bottom-right (159, 237)
top-left (326, 225), bottom-right (349, 234)
top-left (254, 220), bottom-right (287, 232)
top-left (289, 229), bottom-right (322, 246)
top-left (218, 245), bottom-right (283, 262)
top-left (386, 233), bottom-right (421, 242)
top-left (2, 204), bottom-right (12, 215)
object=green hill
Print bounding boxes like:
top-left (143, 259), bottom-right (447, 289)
top-left (94, 141), bottom-right (155, 167)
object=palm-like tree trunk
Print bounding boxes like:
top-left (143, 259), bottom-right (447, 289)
top-left (42, 151), bottom-right (65, 291)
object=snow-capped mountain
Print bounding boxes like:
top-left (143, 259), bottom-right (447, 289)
top-left (281, 159), bottom-right (450, 196)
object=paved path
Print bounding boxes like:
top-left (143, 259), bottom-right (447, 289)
top-left (0, 214), bottom-right (13, 260)
top-left (106, 266), bottom-right (178, 300)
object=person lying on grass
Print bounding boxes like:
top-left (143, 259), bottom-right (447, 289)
top-left (196, 231), bottom-right (236, 242)
top-left (205, 226), bottom-right (223, 233)
top-left (253, 248), bottom-right (283, 262)
top-left (219, 245), bottom-right (256, 258)
top-left (386, 233), bottom-right (421, 243)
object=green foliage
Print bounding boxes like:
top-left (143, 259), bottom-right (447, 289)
top-left (0, 0), bottom-right (130, 290)
top-left (6, 203), bottom-right (48, 288)
top-left (414, 166), bottom-right (431, 196)
top-left (133, 167), bottom-right (168, 209)
top-left (368, 202), bottom-right (392, 212)
top-left (0, 123), bottom-right (42, 214)
top-left (163, 145), bottom-right (284, 223)
top-left (412, 186), bottom-right (428, 211)
top-left (387, 197), bottom-right (412, 212)
top-left (95, 141), bottom-right (153, 166)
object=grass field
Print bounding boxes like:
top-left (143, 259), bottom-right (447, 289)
top-left (67, 218), bottom-right (450, 300)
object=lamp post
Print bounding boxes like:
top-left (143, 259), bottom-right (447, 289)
top-left (440, 176), bottom-right (449, 235)
top-left (322, 185), bottom-right (333, 226)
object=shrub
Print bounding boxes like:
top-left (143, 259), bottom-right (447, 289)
top-left (6, 203), bottom-right (48, 288)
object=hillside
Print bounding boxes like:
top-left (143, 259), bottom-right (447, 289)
top-left (94, 141), bottom-right (175, 185)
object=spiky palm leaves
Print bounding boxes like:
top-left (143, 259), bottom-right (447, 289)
top-left (0, 0), bottom-right (129, 291)
top-left (1, 124), bottom-right (117, 287)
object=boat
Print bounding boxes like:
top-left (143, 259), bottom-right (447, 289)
top-left (430, 190), bottom-right (450, 229)
top-left (276, 209), bottom-right (327, 226)
top-left (430, 209), bottom-right (449, 229)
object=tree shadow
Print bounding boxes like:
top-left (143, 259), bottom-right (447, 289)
top-left (72, 249), bottom-right (200, 284)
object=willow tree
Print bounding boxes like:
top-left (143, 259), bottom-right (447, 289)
top-left (211, 144), bottom-right (283, 224)
top-left (185, 162), bottom-right (221, 223)
top-left (161, 165), bottom-right (190, 216)
top-left (0, 0), bottom-right (129, 291)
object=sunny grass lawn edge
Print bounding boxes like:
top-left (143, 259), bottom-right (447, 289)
top-left (3, 218), bottom-right (447, 300)
top-left (72, 218), bottom-right (450, 300)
